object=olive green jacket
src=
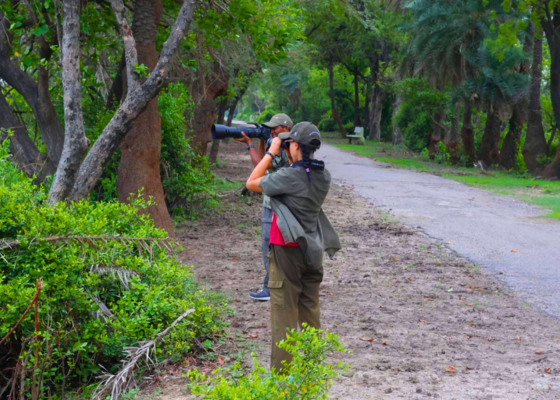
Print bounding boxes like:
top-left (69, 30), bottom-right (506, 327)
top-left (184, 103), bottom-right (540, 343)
top-left (260, 165), bottom-right (341, 269)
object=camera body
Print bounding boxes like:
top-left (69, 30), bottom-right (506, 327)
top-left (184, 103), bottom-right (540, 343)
top-left (211, 124), bottom-right (272, 141)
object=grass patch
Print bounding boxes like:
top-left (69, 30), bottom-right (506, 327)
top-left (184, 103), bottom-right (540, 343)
top-left (329, 139), bottom-right (560, 219)
top-left (213, 177), bottom-right (244, 192)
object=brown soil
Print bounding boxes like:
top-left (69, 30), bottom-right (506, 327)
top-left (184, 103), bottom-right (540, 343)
top-left (140, 142), bottom-right (560, 399)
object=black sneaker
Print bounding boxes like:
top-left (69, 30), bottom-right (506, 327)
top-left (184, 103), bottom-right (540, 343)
top-left (249, 289), bottom-right (270, 301)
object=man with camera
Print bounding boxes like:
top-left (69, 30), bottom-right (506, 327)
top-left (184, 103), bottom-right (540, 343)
top-left (234, 114), bottom-right (293, 301)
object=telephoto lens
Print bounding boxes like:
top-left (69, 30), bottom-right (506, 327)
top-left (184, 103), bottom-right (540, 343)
top-left (211, 124), bottom-right (272, 140)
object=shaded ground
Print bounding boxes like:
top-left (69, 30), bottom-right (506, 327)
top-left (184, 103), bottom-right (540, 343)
top-left (140, 141), bottom-right (560, 399)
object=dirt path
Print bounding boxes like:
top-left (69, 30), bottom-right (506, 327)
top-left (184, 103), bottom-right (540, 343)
top-left (142, 142), bottom-right (560, 399)
top-left (318, 144), bottom-right (560, 320)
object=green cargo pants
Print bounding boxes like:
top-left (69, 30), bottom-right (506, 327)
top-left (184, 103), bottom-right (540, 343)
top-left (268, 244), bottom-right (323, 372)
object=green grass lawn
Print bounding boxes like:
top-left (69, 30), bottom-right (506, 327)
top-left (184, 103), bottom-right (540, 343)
top-left (327, 138), bottom-right (560, 219)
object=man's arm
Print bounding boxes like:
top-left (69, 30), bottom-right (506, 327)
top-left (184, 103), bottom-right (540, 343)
top-left (234, 132), bottom-right (262, 167)
top-left (246, 138), bottom-right (282, 192)
top-left (258, 139), bottom-right (266, 159)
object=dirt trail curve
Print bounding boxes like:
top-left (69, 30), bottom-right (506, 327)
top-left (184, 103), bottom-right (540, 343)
top-left (319, 144), bottom-right (560, 320)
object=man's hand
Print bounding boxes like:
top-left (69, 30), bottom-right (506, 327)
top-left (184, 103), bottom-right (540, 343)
top-left (268, 137), bottom-right (282, 156)
top-left (234, 132), bottom-right (252, 145)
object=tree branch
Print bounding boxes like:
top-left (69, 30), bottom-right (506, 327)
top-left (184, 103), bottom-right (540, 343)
top-left (48, 0), bottom-right (89, 204)
top-left (68, 0), bottom-right (199, 201)
top-left (109, 0), bottom-right (140, 93)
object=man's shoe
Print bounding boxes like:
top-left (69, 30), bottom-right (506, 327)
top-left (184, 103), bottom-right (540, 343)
top-left (249, 289), bottom-right (270, 301)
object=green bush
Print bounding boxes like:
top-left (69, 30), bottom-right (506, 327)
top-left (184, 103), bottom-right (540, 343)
top-left (0, 141), bottom-right (227, 398)
top-left (188, 325), bottom-right (348, 399)
top-left (318, 118), bottom-right (337, 132)
top-left (394, 78), bottom-right (447, 152)
top-left (256, 106), bottom-right (282, 124)
top-left (159, 84), bottom-right (217, 219)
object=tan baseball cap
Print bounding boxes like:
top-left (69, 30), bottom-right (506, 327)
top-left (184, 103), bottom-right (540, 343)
top-left (262, 113), bottom-right (293, 128)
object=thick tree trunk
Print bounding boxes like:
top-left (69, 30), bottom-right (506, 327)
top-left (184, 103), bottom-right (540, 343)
top-left (542, 13), bottom-right (560, 178)
top-left (327, 57), bottom-right (347, 137)
top-left (187, 62), bottom-right (229, 156)
top-left (391, 92), bottom-right (402, 146)
top-left (460, 103), bottom-right (476, 164)
top-left (0, 91), bottom-right (55, 181)
top-left (353, 66), bottom-right (362, 127)
top-left (68, 0), bottom-right (199, 201)
top-left (523, 32), bottom-right (547, 173)
top-left (49, 0), bottom-right (89, 204)
top-left (0, 10), bottom-right (64, 166)
top-left (478, 109), bottom-right (502, 167)
top-left (117, 0), bottom-right (175, 236)
top-left (369, 86), bottom-right (387, 141)
top-left (209, 98), bottom-right (228, 163)
top-left (363, 83), bottom-right (370, 137)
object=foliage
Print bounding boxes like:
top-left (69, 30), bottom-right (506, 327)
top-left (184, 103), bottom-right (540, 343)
top-left (394, 78), bottom-right (447, 152)
top-left (0, 141), bottom-right (227, 398)
top-left (188, 325), bottom-right (348, 399)
top-left (159, 84), bottom-right (217, 219)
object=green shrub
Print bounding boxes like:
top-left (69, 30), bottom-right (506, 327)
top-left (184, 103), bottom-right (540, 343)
top-left (159, 84), bottom-right (217, 219)
top-left (318, 118), bottom-right (337, 132)
top-left (256, 106), bottom-right (282, 124)
top-left (188, 325), bottom-right (348, 399)
top-left (0, 141), bottom-right (227, 398)
top-left (394, 78), bottom-right (447, 153)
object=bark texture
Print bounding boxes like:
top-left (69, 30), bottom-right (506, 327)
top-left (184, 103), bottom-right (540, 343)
top-left (209, 99), bottom-right (228, 163)
top-left (49, 0), bottom-right (89, 204)
top-left (327, 57), bottom-right (347, 137)
top-left (0, 10), bottom-right (64, 166)
top-left (0, 91), bottom-right (54, 181)
top-left (478, 109), bottom-right (501, 167)
top-left (186, 62), bottom-right (229, 156)
top-left (353, 66), bottom-right (362, 127)
top-left (523, 32), bottom-right (547, 173)
top-left (117, 0), bottom-right (175, 236)
top-left (68, 0), bottom-right (199, 201)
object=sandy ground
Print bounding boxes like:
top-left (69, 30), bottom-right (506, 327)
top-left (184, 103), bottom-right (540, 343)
top-left (140, 142), bottom-right (560, 399)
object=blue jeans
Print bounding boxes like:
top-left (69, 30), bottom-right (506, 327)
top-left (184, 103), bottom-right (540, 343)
top-left (261, 207), bottom-right (273, 290)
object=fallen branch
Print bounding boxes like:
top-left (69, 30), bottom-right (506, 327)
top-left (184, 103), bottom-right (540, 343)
top-left (93, 308), bottom-right (195, 400)
top-left (0, 278), bottom-right (43, 347)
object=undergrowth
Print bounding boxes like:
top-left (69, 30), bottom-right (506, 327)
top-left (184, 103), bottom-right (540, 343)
top-left (0, 140), bottom-right (228, 399)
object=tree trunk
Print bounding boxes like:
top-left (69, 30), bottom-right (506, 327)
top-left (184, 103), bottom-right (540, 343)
top-left (428, 110), bottom-right (444, 159)
top-left (391, 92), bottom-right (403, 146)
top-left (501, 33), bottom-right (532, 170)
top-left (327, 57), bottom-right (347, 137)
top-left (500, 103), bottom-right (526, 170)
top-left (116, 0), bottom-right (175, 236)
top-left (369, 86), bottom-right (387, 141)
top-left (541, 12), bottom-right (560, 178)
top-left (523, 31), bottom-right (547, 173)
top-left (0, 10), bottom-right (64, 167)
top-left (446, 104), bottom-right (461, 164)
top-left (353, 65), bottom-right (362, 127)
top-left (49, 0), bottom-right (89, 204)
top-left (68, 0), bottom-right (199, 201)
top-left (0, 91), bottom-right (55, 181)
top-left (187, 62), bottom-right (229, 156)
top-left (209, 98), bottom-right (228, 163)
top-left (460, 103), bottom-right (476, 163)
top-left (364, 83), bottom-right (370, 138)
top-left (478, 109), bottom-right (501, 167)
